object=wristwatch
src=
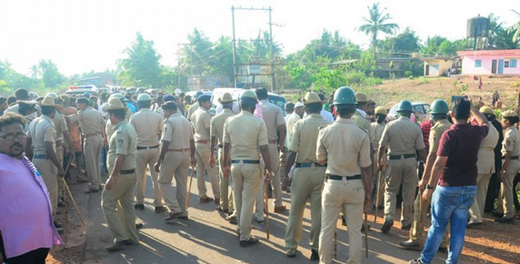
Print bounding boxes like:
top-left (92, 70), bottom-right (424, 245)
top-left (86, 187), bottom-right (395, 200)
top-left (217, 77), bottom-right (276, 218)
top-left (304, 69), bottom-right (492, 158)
top-left (425, 184), bottom-right (434, 190)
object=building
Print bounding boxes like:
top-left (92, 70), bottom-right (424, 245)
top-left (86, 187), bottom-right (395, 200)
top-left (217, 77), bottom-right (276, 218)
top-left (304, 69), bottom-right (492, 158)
top-left (422, 57), bottom-right (457, 77)
top-left (457, 49), bottom-right (520, 75)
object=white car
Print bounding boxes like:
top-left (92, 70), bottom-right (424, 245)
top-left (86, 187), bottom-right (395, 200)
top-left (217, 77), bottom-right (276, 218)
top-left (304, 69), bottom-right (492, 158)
top-left (387, 102), bottom-right (430, 122)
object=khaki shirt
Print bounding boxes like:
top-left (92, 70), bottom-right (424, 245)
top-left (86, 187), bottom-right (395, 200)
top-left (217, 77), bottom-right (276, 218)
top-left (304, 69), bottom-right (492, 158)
top-left (130, 108), bottom-right (163, 147)
top-left (502, 126), bottom-right (520, 157)
top-left (70, 107), bottom-right (105, 136)
top-left (107, 121), bottom-right (137, 171)
top-left (210, 109), bottom-right (235, 143)
top-left (370, 122), bottom-right (386, 151)
top-left (259, 99), bottom-right (285, 141)
top-left (224, 111), bottom-right (268, 160)
top-left (290, 114), bottom-right (332, 163)
top-left (27, 115), bottom-right (56, 156)
top-left (187, 103), bottom-right (199, 120)
top-left (478, 122), bottom-right (499, 174)
top-left (106, 120), bottom-right (116, 140)
top-left (379, 116), bottom-right (425, 155)
top-left (191, 107), bottom-right (213, 141)
top-left (352, 110), bottom-right (372, 139)
top-left (285, 112), bottom-right (301, 145)
top-left (161, 113), bottom-right (193, 149)
top-left (317, 118), bottom-right (372, 176)
top-left (428, 119), bottom-right (451, 154)
top-left (52, 111), bottom-right (68, 142)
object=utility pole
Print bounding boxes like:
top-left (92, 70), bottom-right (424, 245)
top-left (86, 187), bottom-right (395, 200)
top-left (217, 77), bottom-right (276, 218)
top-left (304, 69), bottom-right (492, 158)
top-left (268, 6), bottom-right (275, 92)
top-left (231, 6), bottom-right (238, 88)
top-left (176, 43), bottom-right (189, 90)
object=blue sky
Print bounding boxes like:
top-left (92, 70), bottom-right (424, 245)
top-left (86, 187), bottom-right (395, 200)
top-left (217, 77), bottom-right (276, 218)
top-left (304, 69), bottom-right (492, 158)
top-left (1, 0), bottom-right (519, 76)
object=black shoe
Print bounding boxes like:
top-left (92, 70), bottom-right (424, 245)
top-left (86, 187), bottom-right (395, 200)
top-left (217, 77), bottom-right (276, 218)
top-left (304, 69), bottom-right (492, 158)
top-left (401, 224), bottom-right (411, 230)
top-left (286, 249), bottom-right (297, 258)
top-left (381, 220), bottom-right (393, 233)
top-left (106, 240), bottom-right (133, 252)
top-left (135, 223), bottom-right (144, 229)
top-left (361, 224), bottom-right (371, 232)
top-left (134, 204), bottom-right (145, 211)
top-left (466, 221), bottom-right (482, 228)
top-left (54, 221), bottom-right (64, 234)
top-left (495, 217), bottom-right (515, 224)
top-left (239, 236), bottom-right (259, 247)
top-left (491, 211), bottom-right (504, 218)
top-left (310, 249), bottom-right (319, 261)
top-left (58, 201), bottom-right (65, 207)
top-left (398, 241), bottom-right (421, 251)
top-left (438, 247), bottom-right (447, 253)
top-left (155, 206), bottom-right (167, 213)
top-left (341, 216), bottom-right (346, 226)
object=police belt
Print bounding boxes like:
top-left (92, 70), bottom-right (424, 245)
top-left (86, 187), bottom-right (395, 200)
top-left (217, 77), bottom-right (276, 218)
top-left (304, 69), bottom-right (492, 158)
top-left (195, 139), bottom-right (209, 144)
top-left (502, 156), bottom-right (520, 160)
top-left (85, 132), bottom-right (101, 138)
top-left (137, 145), bottom-right (159, 150)
top-left (231, 160), bottom-right (260, 164)
top-left (295, 162), bottom-right (327, 168)
top-left (326, 174), bottom-right (362, 181)
top-left (389, 154), bottom-right (416, 160)
top-left (33, 154), bottom-right (49, 160)
top-left (268, 139), bottom-right (277, 144)
top-left (120, 169), bottom-right (135, 175)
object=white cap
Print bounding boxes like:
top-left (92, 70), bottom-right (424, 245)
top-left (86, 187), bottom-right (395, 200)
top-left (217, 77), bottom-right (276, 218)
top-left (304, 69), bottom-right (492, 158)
top-left (295, 102), bottom-right (304, 108)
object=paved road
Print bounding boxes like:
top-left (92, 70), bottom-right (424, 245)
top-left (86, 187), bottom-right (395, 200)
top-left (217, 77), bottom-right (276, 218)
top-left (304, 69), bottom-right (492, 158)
top-left (83, 172), bottom-right (456, 264)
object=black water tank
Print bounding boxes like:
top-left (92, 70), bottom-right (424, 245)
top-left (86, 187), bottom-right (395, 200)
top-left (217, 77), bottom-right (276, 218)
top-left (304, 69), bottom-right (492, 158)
top-left (467, 16), bottom-right (490, 38)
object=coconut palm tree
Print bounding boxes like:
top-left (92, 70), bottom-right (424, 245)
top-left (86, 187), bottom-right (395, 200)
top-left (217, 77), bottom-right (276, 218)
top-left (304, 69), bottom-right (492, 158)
top-left (358, 3), bottom-right (399, 58)
top-left (509, 10), bottom-right (520, 45)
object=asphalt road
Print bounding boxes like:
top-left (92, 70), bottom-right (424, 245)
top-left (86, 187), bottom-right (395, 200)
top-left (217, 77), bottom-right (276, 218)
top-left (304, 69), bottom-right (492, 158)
top-left (82, 172), bottom-right (456, 264)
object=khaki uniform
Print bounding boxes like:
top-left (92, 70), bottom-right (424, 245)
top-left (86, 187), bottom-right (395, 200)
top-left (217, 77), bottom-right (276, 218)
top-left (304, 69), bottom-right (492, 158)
top-left (70, 107), bottom-right (105, 190)
top-left (224, 111), bottom-right (268, 241)
top-left (52, 111), bottom-right (68, 201)
top-left (469, 123), bottom-right (499, 223)
top-left (409, 119), bottom-right (451, 246)
top-left (285, 112), bottom-right (301, 146)
top-left (210, 109), bottom-right (236, 212)
top-left (187, 103), bottom-right (199, 120)
top-left (352, 110), bottom-right (371, 135)
top-left (158, 113), bottom-right (193, 215)
top-left (257, 99), bottom-right (285, 209)
top-left (285, 114), bottom-right (331, 254)
top-left (102, 121), bottom-right (139, 244)
top-left (497, 126), bottom-right (520, 218)
top-left (379, 116), bottom-right (425, 227)
top-left (130, 108), bottom-right (164, 207)
top-left (191, 107), bottom-right (220, 200)
top-left (27, 115), bottom-right (58, 217)
top-left (317, 118), bottom-right (371, 264)
top-left (370, 121), bottom-right (386, 206)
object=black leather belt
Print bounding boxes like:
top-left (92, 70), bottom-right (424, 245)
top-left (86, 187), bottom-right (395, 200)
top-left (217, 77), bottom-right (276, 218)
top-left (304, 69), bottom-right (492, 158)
top-left (326, 174), bottom-right (362, 181)
top-left (389, 154), bottom-right (416, 160)
top-left (503, 156), bottom-right (519, 160)
top-left (121, 169), bottom-right (135, 174)
top-left (33, 154), bottom-right (48, 159)
top-left (231, 160), bottom-right (260, 164)
top-left (137, 145), bottom-right (159, 150)
top-left (295, 162), bottom-right (327, 168)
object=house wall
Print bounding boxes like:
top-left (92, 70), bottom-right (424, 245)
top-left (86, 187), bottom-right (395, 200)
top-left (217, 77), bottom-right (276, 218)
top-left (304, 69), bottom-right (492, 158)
top-left (424, 60), bottom-right (454, 76)
top-left (461, 55), bottom-right (520, 75)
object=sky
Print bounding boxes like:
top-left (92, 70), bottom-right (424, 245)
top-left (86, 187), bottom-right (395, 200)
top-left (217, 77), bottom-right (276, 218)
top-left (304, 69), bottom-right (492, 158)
top-left (1, 0), bottom-right (519, 76)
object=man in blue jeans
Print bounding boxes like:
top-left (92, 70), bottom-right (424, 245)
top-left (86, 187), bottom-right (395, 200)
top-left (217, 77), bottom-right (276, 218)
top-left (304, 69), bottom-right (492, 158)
top-left (410, 97), bottom-right (488, 264)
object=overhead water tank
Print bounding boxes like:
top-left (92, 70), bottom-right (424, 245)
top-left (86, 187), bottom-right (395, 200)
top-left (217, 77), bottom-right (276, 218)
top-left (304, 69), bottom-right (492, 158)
top-left (467, 15), bottom-right (490, 38)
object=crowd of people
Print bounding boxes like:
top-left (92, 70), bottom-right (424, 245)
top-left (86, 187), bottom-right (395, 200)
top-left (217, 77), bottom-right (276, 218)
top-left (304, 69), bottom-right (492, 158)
top-left (0, 86), bottom-right (519, 264)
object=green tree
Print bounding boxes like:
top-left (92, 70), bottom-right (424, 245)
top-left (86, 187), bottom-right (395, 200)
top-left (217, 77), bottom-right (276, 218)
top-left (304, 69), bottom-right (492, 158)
top-left (38, 59), bottom-right (65, 88)
top-left (380, 27), bottom-right (420, 57)
top-left (509, 10), bottom-right (520, 43)
top-left (358, 3), bottom-right (399, 58)
top-left (118, 32), bottom-right (162, 87)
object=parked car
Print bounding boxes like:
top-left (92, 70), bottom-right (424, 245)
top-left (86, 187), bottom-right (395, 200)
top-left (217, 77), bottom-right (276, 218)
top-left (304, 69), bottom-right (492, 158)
top-left (211, 88), bottom-right (287, 115)
top-left (65, 85), bottom-right (99, 97)
top-left (387, 102), bottom-right (430, 122)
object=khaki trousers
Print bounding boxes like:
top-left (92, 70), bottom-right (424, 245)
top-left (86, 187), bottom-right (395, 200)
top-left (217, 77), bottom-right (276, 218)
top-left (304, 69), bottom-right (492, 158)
top-left (101, 172), bottom-right (139, 244)
top-left (84, 134), bottom-right (103, 189)
top-left (56, 145), bottom-right (63, 201)
top-left (232, 162), bottom-right (261, 241)
top-left (409, 189), bottom-right (448, 247)
top-left (255, 161), bottom-right (266, 218)
top-left (319, 178), bottom-right (364, 264)
top-left (135, 148), bottom-right (163, 206)
top-left (384, 157), bottom-right (417, 226)
top-left (497, 159), bottom-right (520, 218)
top-left (218, 148), bottom-right (234, 212)
top-left (285, 167), bottom-right (325, 253)
top-left (469, 173), bottom-right (493, 223)
top-left (267, 144), bottom-right (282, 207)
top-left (195, 143), bottom-right (220, 199)
top-left (158, 151), bottom-right (189, 215)
top-left (34, 158), bottom-right (58, 218)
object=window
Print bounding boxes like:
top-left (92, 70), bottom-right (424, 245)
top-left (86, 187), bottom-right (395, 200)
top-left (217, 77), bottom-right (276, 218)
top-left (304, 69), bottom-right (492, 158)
top-left (475, 60), bottom-right (482, 68)
top-left (511, 59), bottom-right (517, 68)
top-left (505, 61), bottom-right (510, 68)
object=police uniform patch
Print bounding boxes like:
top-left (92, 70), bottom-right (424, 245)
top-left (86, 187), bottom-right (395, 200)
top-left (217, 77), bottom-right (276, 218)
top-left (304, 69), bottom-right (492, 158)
top-left (118, 139), bottom-right (124, 147)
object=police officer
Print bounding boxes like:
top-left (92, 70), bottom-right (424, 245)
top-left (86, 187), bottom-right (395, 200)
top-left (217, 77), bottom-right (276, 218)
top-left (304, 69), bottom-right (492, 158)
top-left (398, 99), bottom-right (451, 251)
top-left (378, 100), bottom-right (427, 233)
top-left (284, 92), bottom-right (331, 260)
top-left (102, 97), bottom-right (139, 251)
top-left (191, 93), bottom-right (220, 203)
top-left (495, 110), bottom-right (520, 224)
top-left (468, 106), bottom-right (500, 226)
top-left (222, 90), bottom-right (274, 247)
top-left (210, 93), bottom-right (236, 214)
top-left (66, 97), bottom-right (106, 193)
top-left (130, 93), bottom-right (166, 213)
top-left (46, 93), bottom-right (75, 167)
top-left (317, 87), bottom-right (372, 264)
top-left (155, 101), bottom-right (196, 223)
top-left (26, 95), bottom-right (66, 233)
top-left (371, 106), bottom-right (388, 207)
top-left (187, 91), bottom-right (203, 120)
